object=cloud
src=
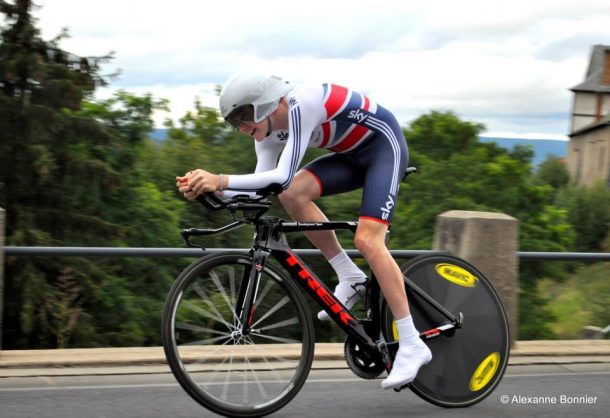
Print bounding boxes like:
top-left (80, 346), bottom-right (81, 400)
top-left (535, 33), bottom-right (609, 61)
top-left (33, 0), bottom-right (610, 136)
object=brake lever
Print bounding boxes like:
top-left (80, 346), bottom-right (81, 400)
top-left (181, 229), bottom-right (207, 249)
top-left (181, 220), bottom-right (247, 249)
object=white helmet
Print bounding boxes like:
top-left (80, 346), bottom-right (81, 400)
top-left (219, 73), bottom-right (293, 128)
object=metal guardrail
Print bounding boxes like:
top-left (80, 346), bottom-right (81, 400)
top-left (3, 246), bottom-right (610, 261)
top-left (2, 247), bottom-right (436, 258)
top-left (517, 252), bottom-right (610, 261)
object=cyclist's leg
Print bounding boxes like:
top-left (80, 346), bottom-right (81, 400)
top-left (354, 219), bottom-right (431, 389)
top-left (353, 136), bottom-right (409, 319)
top-left (354, 218), bottom-right (409, 318)
top-left (279, 154), bottom-right (367, 319)
top-left (278, 167), bottom-right (346, 260)
top-left (350, 113), bottom-right (432, 389)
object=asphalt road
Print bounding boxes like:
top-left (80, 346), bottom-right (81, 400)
top-left (0, 363), bottom-right (608, 418)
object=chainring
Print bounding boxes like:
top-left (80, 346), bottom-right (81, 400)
top-left (344, 336), bottom-right (386, 379)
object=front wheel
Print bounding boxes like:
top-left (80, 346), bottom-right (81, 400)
top-left (162, 253), bottom-right (315, 417)
top-left (382, 254), bottom-right (510, 407)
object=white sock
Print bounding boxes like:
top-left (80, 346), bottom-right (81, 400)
top-left (318, 251), bottom-right (366, 321)
top-left (381, 315), bottom-right (432, 390)
top-left (329, 251), bottom-right (367, 283)
top-left (395, 315), bottom-right (420, 347)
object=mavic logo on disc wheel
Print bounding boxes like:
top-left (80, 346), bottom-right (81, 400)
top-left (435, 263), bottom-right (478, 287)
top-left (469, 352), bottom-right (500, 391)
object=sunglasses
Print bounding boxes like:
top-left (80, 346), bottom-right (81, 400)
top-left (225, 105), bottom-right (255, 130)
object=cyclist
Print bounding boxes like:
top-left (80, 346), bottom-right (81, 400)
top-left (176, 72), bottom-right (432, 390)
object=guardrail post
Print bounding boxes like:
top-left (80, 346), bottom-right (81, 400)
top-left (0, 206), bottom-right (4, 352)
top-left (433, 211), bottom-right (519, 345)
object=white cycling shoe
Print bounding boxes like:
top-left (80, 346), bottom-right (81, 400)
top-left (381, 340), bottom-right (432, 390)
top-left (317, 280), bottom-right (366, 321)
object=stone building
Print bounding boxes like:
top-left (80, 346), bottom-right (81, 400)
top-left (567, 45), bottom-right (610, 186)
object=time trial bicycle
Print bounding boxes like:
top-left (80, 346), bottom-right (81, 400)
top-left (161, 168), bottom-right (510, 418)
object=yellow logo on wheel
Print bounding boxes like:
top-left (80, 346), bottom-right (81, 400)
top-left (469, 352), bottom-right (500, 391)
top-left (435, 264), bottom-right (478, 287)
top-left (392, 320), bottom-right (399, 341)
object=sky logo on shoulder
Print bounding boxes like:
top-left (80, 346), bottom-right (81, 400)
top-left (277, 130), bottom-right (289, 141)
top-left (348, 108), bottom-right (368, 123)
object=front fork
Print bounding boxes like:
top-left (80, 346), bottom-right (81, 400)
top-left (235, 248), bottom-right (269, 335)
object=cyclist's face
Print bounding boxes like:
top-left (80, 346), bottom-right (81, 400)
top-left (239, 119), bottom-right (267, 141)
top-left (225, 105), bottom-right (267, 141)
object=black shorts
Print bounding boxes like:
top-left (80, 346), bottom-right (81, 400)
top-left (303, 106), bottom-right (408, 225)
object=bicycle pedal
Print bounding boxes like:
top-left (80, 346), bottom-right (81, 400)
top-left (393, 383), bottom-right (410, 393)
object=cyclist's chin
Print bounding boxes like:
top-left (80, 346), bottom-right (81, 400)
top-left (254, 130), bottom-right (266, 142)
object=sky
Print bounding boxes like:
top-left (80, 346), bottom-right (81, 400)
top-left (31, 0), bottom-right (610, 139)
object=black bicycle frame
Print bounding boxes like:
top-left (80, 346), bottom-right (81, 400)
top-left (230, 217), bottom-right (463, 357)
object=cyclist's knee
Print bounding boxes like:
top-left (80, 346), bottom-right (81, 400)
top-left (354, 224), bottom-right (386, 258)
top-left (278, 172), bottom-right (319, 207)
top-left (354, 234), bottom-right (370, 257)
top-left (278, 186), bottom-right (309, 208)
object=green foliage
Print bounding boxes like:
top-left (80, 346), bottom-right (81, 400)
top-left (538, 262), bottom-right (610, 338)
top-left (0, 2), bottom-right (179, 348)
top-left (520, 162), bottom-right (609, 340)
top-left (556, 181), bottom-right (610, 252)
top-left (406, 111), bottom-right (484, 160)
top-left (392, 112), bottom-right (572, 256)
top-left (535, 156), bottom-right (570, 191)
top-left (518, 280), bottom-right (558, 340)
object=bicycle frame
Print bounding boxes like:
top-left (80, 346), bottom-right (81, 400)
top-left (224, 216), bottom-right (463, 365)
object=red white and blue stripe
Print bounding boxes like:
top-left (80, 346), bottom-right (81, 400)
top-left (320, 84), bottom-right (377, 152)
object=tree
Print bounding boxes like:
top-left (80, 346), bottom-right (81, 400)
top-left (0, 0), bottom-right (114, 239)
top-left (405, 110), bottom-right (484, 160)
top-left (0, 2), bottom-right (173, 348)
top-left (556, 181), bottom-right (610, 252)
top-left (0, 0), bottom-right (111, 347)
top-left (534, 156), bottom-right (570, 196)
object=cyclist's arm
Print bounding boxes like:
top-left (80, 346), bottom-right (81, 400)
top-left (219, 140), bottom-right (283, 198)
top-left (224, 88), bottom-right (323, 193)
top-left (253, 139), bottom-right (284, 172)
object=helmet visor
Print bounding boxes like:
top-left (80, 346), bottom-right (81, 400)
top-left (225, 105), bottom-right (254, 130)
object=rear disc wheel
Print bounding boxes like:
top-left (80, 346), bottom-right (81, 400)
top-left (382, 254), bottom-right (510, 407)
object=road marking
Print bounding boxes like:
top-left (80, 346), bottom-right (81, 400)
top-left (0, 383), bottom-right (181, 392)
top-left (503, 371), bottom-right (610, 379)
top-left (0, 371), bottom-right (608, 392)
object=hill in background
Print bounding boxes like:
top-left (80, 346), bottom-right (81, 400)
top-left (479, 136), bottom-right (568, 166)
top-left (148, 129), bottom-right (568, 167)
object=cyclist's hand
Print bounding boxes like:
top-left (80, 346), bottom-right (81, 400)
top-left (176, 169), bottom-right (220, 200)
top-left (176, 172), bottom-right (196, 201)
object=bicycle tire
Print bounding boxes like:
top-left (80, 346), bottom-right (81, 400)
top-left (381, 254), bottom-right (510, 407)
top-left (162, 252), bottom-right (315, 418)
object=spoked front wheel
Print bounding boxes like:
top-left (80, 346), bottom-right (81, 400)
top-left (382, 254), bottom-right (510, 407)
top-left (162, 253), bottom-right (314, 418)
